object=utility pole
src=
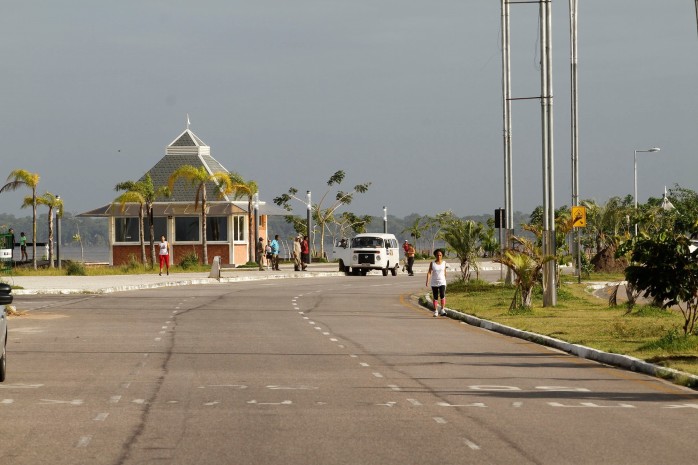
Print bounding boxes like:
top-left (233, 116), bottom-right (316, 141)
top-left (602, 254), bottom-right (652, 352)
top-left (540, 0), bottom-right (557, 306)
top-left (570, 0), bottom-right (581, 283)
top-left (501, 0), bottom-right (513, 285)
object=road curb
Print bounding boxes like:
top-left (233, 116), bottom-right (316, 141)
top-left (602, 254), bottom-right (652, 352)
top-left (422, 295), bottom-right (698, 390)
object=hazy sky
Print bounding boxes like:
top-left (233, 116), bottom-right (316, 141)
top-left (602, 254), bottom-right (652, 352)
top-left (1, 1), bottom-right (696, 221)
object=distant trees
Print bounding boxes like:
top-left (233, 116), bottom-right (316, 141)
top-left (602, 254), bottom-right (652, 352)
top-left (274, 170), bottom-right (371, 259)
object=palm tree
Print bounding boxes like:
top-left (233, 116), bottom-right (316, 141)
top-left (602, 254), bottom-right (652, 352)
top-left (114, 189), bottom-right (147, 265)
top-left (1, 170), bottom-right (40, 269)
top-left (440, 218), bottom-right (483, 281)
top-left (168, 166), bottom-right (239, 265)
top-left (225, 173), bottom-right (257, 263)
top-left (494, 235), bottom-right (555, 309)
top-left (402, 217), bottom-right (424, 252)
top-left (31, 192), bottom-right (63, 268)
top-left (115, 173), bottom-right (170, 267)
top-left (274, 170), bottom-right (370, 260)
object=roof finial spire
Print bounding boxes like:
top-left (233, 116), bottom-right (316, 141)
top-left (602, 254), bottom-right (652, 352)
top-left (186, 113), bottom-right (191, 130)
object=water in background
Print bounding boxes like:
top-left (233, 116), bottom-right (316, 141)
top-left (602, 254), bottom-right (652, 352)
top-left (55, 245), bottom-right (110, 263)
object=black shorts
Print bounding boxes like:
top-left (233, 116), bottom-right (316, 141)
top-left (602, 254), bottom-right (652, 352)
top-left (431, 285), bottom-right (446, 300)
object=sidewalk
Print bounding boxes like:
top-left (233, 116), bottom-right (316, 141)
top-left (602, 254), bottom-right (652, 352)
top-left (5, 263), bottom-right (343, 295)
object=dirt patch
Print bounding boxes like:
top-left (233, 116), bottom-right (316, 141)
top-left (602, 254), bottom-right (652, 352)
top-left (591, 245), bottom-right (628, 273)
top-left (9, 312), bottom-right (68, 320)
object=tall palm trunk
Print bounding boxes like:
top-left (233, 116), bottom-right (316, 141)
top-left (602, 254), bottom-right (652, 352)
top-left (201, 194), bottom-right (208, 265)
top-left (32, 190), bottom-right (37, 269)
top-left (47, 206), bottom-right (55, 268)
top-left (139, 204), bottom-right (146, 265)
top-left (247, 196), bottom-right (254, 262)
top-left (148, 204), bottom-right (156, 268)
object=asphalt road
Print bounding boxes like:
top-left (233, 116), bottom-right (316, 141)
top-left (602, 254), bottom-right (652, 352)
top-left (2, 274), bottom-right (697, 465)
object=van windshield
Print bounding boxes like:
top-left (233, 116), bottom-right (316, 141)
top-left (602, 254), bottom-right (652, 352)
top-left (351, 237), bottom-right (384, 248)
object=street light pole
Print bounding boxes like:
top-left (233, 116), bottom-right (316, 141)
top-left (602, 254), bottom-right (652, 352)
top-left (383, 206), bottom-right (387, 233)
top-left (633, 147), bottom-right (661, 236)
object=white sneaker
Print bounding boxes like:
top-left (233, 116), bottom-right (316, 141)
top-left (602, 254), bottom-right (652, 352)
top-left (433, 310), bottom-right (438, 317)
top-left (440, 310), bottom-right (447, 316)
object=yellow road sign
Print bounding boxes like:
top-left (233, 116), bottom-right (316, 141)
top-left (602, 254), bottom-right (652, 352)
top-left (572, 206), bottom-right (586, 228)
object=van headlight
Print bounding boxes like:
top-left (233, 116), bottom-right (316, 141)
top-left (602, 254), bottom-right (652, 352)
top-left (352, 254), bottom-right (358, 261)
top-left (376, 255), bottom-right (382, 261)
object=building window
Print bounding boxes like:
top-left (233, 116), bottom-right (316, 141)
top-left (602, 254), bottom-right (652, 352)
top-left (174, 217), bottom-right (200, 242)
top-left (153, 217), bottom-right (167, 241)
top-left (140, 217), bottom-right (167, 242)
top-left (206, 216), bottom-right (228, 241)
top-left (115, 217), bottom-right (139, 243)
top-left (233, 215), bottom-right (246, 242)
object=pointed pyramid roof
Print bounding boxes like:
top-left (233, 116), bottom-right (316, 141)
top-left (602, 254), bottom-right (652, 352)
top-left (140, 127), bottom-right (230, 203)
top-left (166, 129), bottom-right (210, 156)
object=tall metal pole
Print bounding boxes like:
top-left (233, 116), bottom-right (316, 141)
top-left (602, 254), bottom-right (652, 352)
top-left (634, 149), bottom-right (638, 236)
top-left (253, 192), bottom-right (259, 263)
top-left (541, 0), bottom-right (556, 306)
top-left (501, 0), bottom-right (513, 285)
top-left (383, 206), bottom-right (388, 233)
top-left (569, 0), bottom-right (581, 283)
top-left (306, 191), bottom-right (312, 264)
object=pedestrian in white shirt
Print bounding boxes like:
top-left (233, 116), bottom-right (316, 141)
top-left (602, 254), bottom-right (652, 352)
top-left (426, 249), bottom-right (447, 317)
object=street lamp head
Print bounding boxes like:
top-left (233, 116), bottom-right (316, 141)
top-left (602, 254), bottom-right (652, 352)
top-left (648, 147), bottom-right (660, 153)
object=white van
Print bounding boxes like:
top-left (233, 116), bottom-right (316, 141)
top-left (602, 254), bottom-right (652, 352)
top-left (332, 233), bottom-right (400, 276)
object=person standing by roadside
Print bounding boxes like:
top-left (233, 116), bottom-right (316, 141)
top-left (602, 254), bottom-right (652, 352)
top-left (265, 239), bottom-right (272, 269)
top-left (406, 241), bottom-right (416, 276)
top-left (301, 235), bottom-right (309, 270)
top-left (158, 235), bottom-right (170, 276)
top-left (8, 228), bottom-right (15, 263)
top-left (402, 240), bottom-right (409, 271)
top-left (426, 249), bottom-right (447, 317)
top-left (293, 235), bottom-right (302, 271)
top-left (256, 237), bottom-right (265, 271)
top-left (19, 232), bottom-right (28, 262)
top-left (271, 234), bottom-right (281, 270)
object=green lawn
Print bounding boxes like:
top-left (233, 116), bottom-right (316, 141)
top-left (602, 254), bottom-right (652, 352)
top-left (444, 279), bottom-right (698, 381)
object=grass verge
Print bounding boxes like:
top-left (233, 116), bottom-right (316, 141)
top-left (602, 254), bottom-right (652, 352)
top-left (445, 279), bottom-right (698, 380)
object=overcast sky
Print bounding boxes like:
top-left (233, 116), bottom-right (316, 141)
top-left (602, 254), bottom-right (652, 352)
top-left (1, 1), bottom-right (696, 221)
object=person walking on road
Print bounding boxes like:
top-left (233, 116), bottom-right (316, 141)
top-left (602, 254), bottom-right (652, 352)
top-left (426, 249), bottom-right (447, 317)
top-left (406, 242), bottom-right (416, 276)
top-left (256, 237), bottom-right (265, 271)
top-left (301, 235), bottom-right (309, 270)
top-left (293, 235), bottom-right (302, 271)
top-left (271, 235), bottom-right (281, 270)
top-left (158, 235), bottom-right (170, 276)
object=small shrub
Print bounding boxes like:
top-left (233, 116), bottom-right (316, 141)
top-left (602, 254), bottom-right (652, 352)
top-left (179, 252), bottom-right (200, 270)
top-left (639, 328), bottom-right (698, 352)
top-left (66, 261), bottom-right (86, 276)
top-left (120, 254), bottom-right (143, 273)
